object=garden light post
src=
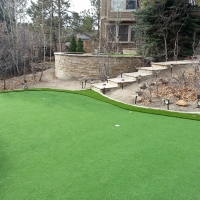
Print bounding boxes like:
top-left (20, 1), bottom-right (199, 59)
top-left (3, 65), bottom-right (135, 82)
top-left (149, 86), bottom-right (152, 102)
top-left (197, 95), bottom-right (200, 108)
top-left (155, 70), bottom-right (160, 79)
top-left (120, 70), bottom-right (123, 78)
top-left (198, 59), bottom-right (200, 71)
top-left (156, 80), bottom-right (159, 98)
top-left (135, 92), bottom-right (139, 104)
top-left (121, 79), bottom-right (124, 89)
top-left (164, 99), bottom-right (170, 110)
top-left (103, 83), bottom-right (106, 94)
top-left (155, 71), bottom-right (158, 79)
top-left (103, 87), bottom-right (105, 94)
top-left (137, 75), bottom-right (141, 83)
top-left (24, 85), bottom-right (28, 89)
top-left (170, 64), bottom-right (173, 76)
top-left (107, 76), bottom-right (109, 83)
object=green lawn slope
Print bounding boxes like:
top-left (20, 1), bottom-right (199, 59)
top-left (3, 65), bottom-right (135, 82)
top-left (0, 90), bottom-right (200, 199)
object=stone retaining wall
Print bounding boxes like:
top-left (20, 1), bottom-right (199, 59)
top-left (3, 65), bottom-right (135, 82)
top-left (55, 53), bottom-right (143, 80)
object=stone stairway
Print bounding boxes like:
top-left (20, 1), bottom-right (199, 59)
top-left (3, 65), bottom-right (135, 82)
top-left (91, 64), bottom-right (168, 93)
top-left (91, 60), bottom-right (198, 93)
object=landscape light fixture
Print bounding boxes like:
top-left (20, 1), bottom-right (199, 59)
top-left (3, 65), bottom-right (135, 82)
top-left (155, 70), bottom-right (160, 79)
top-left (121, 79), bottom-right (124, 89)
top-left (164, 99), bottom-right (170, 110)
top-left (149, 87), bottom-right (152, 102)
top-left (103, 83), bottom-right (106, 94)
top-left (90, 79), bottom-right (93, 85)
top-left (198, 59), bottom-right (200, 70)
top-left (197, 94), bottom-right (200, 108)
top-left (170, 64), bottom-right (173, 76)
top-left (107, 76), bottom-right (109, 83)
top-left (120, 70), bottom-right (123, 78)
top-left (135, 92), bottom-right (139, 104)
top-left (155, 71), bottom-right (158, 79)
top-left (197, 100), bottom-right (200, 108)
top-left (137, 75), bottom-right (141, 83)
top-left (156, 80), bottom-right (159, 98)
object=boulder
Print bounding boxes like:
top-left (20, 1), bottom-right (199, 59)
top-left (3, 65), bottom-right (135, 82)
top-left (176, 100), bottom-right (188, 107)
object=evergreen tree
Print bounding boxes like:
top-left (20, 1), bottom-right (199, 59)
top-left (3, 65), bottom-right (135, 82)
top-left (68, 35), bottom-right (77, 52)
top-left (69, 10), bottom-right (95, 35)
top-left (76, 38), bottom-right (84, 52)
top-left (134, 0), bottom-right (200, 60)
top-left (28, 0), bottom-right (71, 52)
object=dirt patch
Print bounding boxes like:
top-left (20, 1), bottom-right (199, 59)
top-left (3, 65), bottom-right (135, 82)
top-left (105, 69), bottom-right (200, 113)
top-left (0, 67), bottom-right (93, 91)
top-left (1, 65), bottom-right (200, 113)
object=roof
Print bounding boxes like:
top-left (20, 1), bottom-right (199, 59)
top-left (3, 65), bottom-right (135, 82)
top-left (76, 33), bottom-right (91, 41)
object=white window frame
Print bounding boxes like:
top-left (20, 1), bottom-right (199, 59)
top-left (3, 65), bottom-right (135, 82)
top-left (111, 0), bottom-right (137, 11)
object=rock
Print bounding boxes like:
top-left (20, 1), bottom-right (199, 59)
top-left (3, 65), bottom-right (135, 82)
top-left (140, 83), bottom-right (147, 90)
top-left (137, 96), bottom-right (143, 102)
top-left (158, 78), bottom-right (169, 85)
top-left (176, 100), bottom-right (188, 107)
top-left (149, 81), bottom-right (156, 86)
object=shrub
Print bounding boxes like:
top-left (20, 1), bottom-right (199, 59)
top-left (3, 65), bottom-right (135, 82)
top-left (68, 35), bottom-right (77, 52)
top-left (76, 38), bottom-right (84, 52)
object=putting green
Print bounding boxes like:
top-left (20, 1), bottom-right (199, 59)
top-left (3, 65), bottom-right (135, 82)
top-left (0, 90), bottom-right (200, 200)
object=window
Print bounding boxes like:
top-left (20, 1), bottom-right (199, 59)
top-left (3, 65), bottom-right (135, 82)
top-left (111, 0), bottom-right (124, 11)
top-left (126, 0), bottom-right (137, 10)
top-left (111, 0), bottom-right (137, 11)
top-left (119, 25), bottom-right (128, 41)
top-left (107, 24), bottom-right (135, 43)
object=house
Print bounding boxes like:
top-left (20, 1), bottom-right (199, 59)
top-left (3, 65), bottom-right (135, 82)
top-left (76, 33), bottom-right (91, 52)
top-left (100, 0), bottom-right (140, 52)
top-left (65, 33), bottom-right (92, 52)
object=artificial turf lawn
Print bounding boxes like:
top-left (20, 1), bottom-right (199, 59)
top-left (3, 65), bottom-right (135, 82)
top-left (0, 90), bottom-right (200, 200)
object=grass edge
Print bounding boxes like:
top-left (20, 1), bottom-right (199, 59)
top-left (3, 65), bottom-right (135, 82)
top-left (0, 88), bottom-right (199, 121)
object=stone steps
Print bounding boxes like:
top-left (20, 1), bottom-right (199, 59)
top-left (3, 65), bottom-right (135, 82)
top-left (91, 82), bottom-right (118, 93)
top-left (152, 60), bottom-right (199, 67)
top-left (108, 77), bottom-right (137, 88)
top-left (138, 66), bottom-right (168, 72)
top-left (123, 71), bottom-right (152, 78)
top-left (91, 60), bottom-right (198, 94)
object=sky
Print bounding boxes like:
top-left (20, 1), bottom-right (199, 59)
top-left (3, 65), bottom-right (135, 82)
top-left (26, 0), bottom-right (92, 22)
top-left (29, 0), bottom-right (92, 13)
top-left (70, 0), bottom-right (92, 12)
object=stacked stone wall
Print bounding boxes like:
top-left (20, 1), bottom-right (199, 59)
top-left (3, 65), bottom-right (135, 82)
top-left (55, 53), bottom-right (143, 80)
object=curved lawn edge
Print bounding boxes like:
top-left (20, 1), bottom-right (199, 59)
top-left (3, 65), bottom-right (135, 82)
top-left (1, 88), bottom-right (200, 121)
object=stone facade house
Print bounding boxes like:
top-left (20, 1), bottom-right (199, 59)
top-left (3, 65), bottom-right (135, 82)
top-left (100, 0), bottom-right (140, 52)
